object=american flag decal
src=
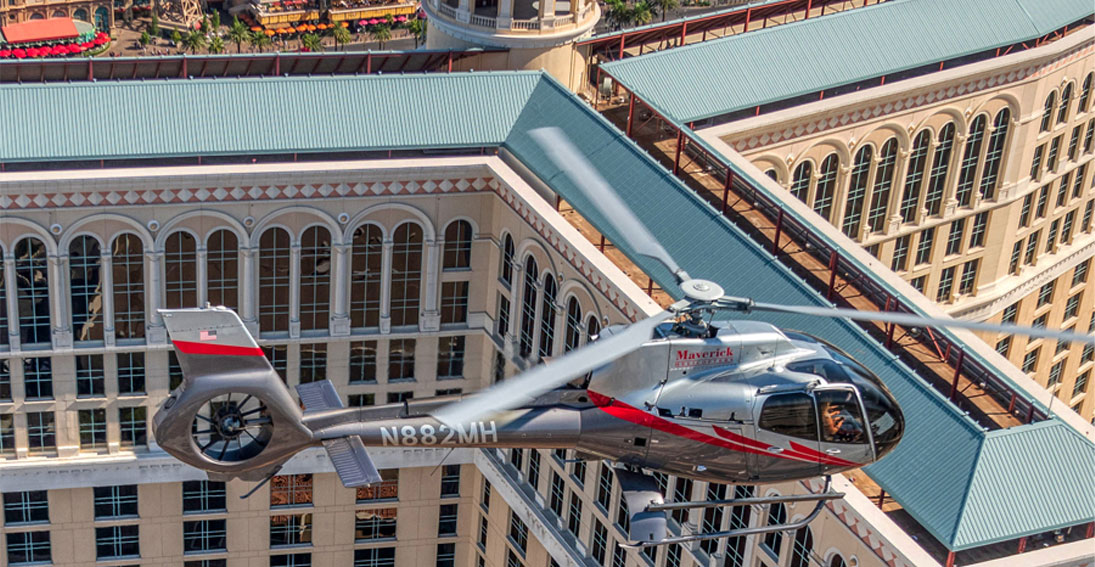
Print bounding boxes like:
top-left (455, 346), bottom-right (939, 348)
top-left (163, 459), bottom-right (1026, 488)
top-left (199, 330), bottom-right (217, 341)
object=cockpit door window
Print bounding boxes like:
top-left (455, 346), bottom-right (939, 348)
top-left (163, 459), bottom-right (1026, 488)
top-left (752, 393), bottom-right (821, 480)
top-left (758, 393), bottom-right (818, 440)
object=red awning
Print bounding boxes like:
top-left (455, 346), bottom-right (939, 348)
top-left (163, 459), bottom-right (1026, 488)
top-left (1, 18), bottom-right (79, 44)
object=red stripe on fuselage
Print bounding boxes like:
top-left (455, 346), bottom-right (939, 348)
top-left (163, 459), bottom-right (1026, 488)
top-left (587, 391), bottom-right (860, 468)
top-left (173, 340), bottom-right (265, 357)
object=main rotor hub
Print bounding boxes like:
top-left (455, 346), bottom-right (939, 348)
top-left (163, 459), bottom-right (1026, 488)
top-left (680, 279), bottom-right (725, 302)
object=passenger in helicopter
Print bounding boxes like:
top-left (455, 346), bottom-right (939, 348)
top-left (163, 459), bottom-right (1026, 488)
top-left (819, 392), bottom-right (866, 444)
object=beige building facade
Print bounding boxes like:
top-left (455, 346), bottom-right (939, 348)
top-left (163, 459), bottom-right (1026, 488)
top-left (0, 0), bottom-right (112, 30)
top-left (702, 29), bottom-right (1095, 422)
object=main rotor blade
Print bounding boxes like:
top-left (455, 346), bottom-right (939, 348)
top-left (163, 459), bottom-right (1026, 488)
top-left (432, 310), bottom-right (674, 427)
top-left (751, 302), bottom-right (1095, 345)
top-left (528, 127), bottom-right (690, 284)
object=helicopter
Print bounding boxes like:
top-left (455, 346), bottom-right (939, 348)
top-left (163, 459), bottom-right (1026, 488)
top-left (152, 127), bottom-right (1094, 548)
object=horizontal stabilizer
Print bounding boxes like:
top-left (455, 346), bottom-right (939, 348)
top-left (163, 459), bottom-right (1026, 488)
top-left (297, 380), bottom-right (343, 413)
top-left (323, 436), bottom-right (382, 487)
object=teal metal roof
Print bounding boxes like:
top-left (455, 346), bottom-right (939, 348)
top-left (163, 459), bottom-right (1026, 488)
top-left (2, 71), bottom-right (1093, 552)
top-left (602, 0), bottom-right (1095, 124)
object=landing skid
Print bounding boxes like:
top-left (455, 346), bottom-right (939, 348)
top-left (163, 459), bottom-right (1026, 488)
top-left (616, 470), bottom-right (843, 548)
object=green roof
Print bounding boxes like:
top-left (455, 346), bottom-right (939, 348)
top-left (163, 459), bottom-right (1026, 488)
top-left (2, 71), bottom-right (1093, 552)
top-left (602, 0), bottom-right (1095, 124)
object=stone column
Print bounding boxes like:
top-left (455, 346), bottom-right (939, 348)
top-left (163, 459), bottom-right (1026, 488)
top-left (457, 0), bottom-right (471, 22)
top-left (887, 148), bottom-right (910, 235)
top-left (498, 0), bottom-right (512, 26)
top-left (196, 246), bottom-right (208, 307)
top-left (145, 250), bottom-right (166, 344)
top-left (101, 252), bottom-right (115, 348)
top-left (539, 0), bottom-right (557, 21)
top-left (379, 240), bottom-right (393, 334)
top-left (4, 256), bottom-right (20, 351)
top-left (330, 243), bottom-right (351, 336)
top-left (420, 238), bottom-right (441, 332)
top-left (289, 244), bottom-right (301, 338)
top-left (49, 254), bottom-right (72, 349)
top-left (502, 263), bottom-right (521, 358)
top-left (240, 247), bottom-right (259, 336)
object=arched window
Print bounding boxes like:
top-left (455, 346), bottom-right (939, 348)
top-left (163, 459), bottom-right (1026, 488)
top-left (69, 236), bottom-right (103, 342)
top-left (724, 485), bottom-right (755, 567)
top-left (164, 231), bottom-right (197, 310)
top-left (789, 526), bottom-right (813, 567)
top-left (538, 275), bottom-right (557, 358)
top-left (500, 234), bottom-right (515, 287)
top-left (842, 146), bottom-right (872, 237)
top-left (15, 237), bottom-right (50, 345)
top-left (112, 234), bottom-right (144, 339)
top-left (829, 554), bottom-right (848, 567)
top-left (389, 223), bottom-right (423, 328)
top-left (299, 226), bottom-right (331, 332)
top-left (518, 256), bottom-right (538, 358)
top-left (764, 169), bottom-right (779, 182)
top-left (350, 224), bottom-right (383, 328)
top-left (761, 502), bottom-right (787, 557)
top-left (73, 8), bottom-right (88, 20)
top-left (867, 138), bottom-right (898, 232)
top-left (813, 154), bottom-right (839, 222)
top-left (924, 122), bottom-right (956, 216)
top-left (1058, 83), bottom-right (1073, 125)
top-left (1041, 92), bottom-right (1057, 132)
top-left (442, 220), bottom-right (472, 270)
top-left (901, 130), bottom-right (932, 222)
top-left (259, 228), bottom-right (291, 332)
top-left (954, 114), bottom-right (987, 207)
top-left (790, 161), bottom-right (812, 201)
top-left (564, 297), bottom-right (582, 353)
top-left (586, 315), bottom-right (600, 342)
top-left (206, 229), bottom-right (238, 311)
top-left (979, 108), bottom-right (1011, 201)
top-left (1079, 73), bottom-right (1094, 114)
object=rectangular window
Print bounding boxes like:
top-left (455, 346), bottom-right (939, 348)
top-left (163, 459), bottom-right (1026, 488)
top-left (438, 504), bottom-right (458, 536)
top-left (356, 469), bottom-right (398, 502)
top-left (1036, 185), bottom-right (1050, 218)
top-left (996, 336), bottom-right (1012, 357)
top-left (79, 408), bottom-right (107, 450)
top-left (119, 407), bottom-right (147, 448)
top-left (915, 228), bottom-right (935, 265)
top-left (1074, 163), bottom-right (1089, 198)
top-left (354, 508), bottom-right (397, 541)
top-left (914, 276), bottom-right (927, 296)
top-left (549, 472), bottom-right (564, 517)
top-left (1047, 135), bottom-right (1061, 171)
top-left (1048, 361), bottom-right (1064, 387)
top-left (959, 259), bottom-right (979, 295)
top-left (527, 448), bottom-right (540, 490)
top-left (496, 294), bottom-right (511, 338)
top-left (597, 464), bottom-right (613, 510)
top-left (891, 235), bottom-right (911, 271)
top-left (27, 411), bottom-right (55, 454)
top-left (481, 479), bottom-right (491, 511)
top-left (506, 550), bottom-right (524, 567)
top-left (0, 362), bottom-right (7, 402)
top-left (270, 474), bottom-right (313, 508)
top-left (349, 393), bottom-right (375, 407)
top-left (592, 520), bottom-right (608, 564)
top-left (1074, 371), bottom-right (1090, 398)
top-left (263, 345), bottom-right (288, 383)
top-left (1047, 219), bottom-right (1060, 253)
top-left (1086, 118), bottom-right (1095, 153)
top-left (1030, 144), bottom-right (1045, 180)
top-left (1062, 210), bottom-right (1077, 244)
top-left (117, 352), bottom-right (145, 395)
top-left (183, 519), bottom-right (227, 554)
top-left (1002, 302), bottom-right (1019, 324)
top-left (93, 485), bottom-right (138, 519)
top-left (936, 266), bottom-right (955, 302)
top-left (945, 219), bottom-right (965, 255)
top-left (1022, 349), bottom-right (1040, 373)
top-left (388, 339), bottom-right (415, 382)
top-left (0, 414), bottom-right (14, 456)
top-left (349, 341), bottom-right (378, 384)
top-left (1085, 200), bottom-right (1095, 232)
top-left (436, 543), bottom-right (456, 567)
top-left (6, 531), bottom-right (51, 565)
top-left (440, 282), bottom-right (469, 324)
top-left (1058, 172), bottom-right (1073, 207)
top-left (479, 515), bottom-right (489, 549)
top-left (1033, 314), bottom-right (1048, 329)
top-left (23, 357), bottom-right (52, 400)
top-left (1074, 259), bottom-right (1091, 287)
top-left (1009, 240), bottom-right (1023, 274)
top-left (1065, 293), bottom-right (1082, 320)
top-left (387, 391), bottom-right (413, 404)
top-left (1069, 125), bottom-right (1082, 161)
top-left (1025, 231), bottom-right (1041, 265)
top-left (271, 553), bottom-right (312, 567)
top-left (95, 525), bottom-right (139, 560)
top-left (1037, 282), bottom-right (1055, 307)
top-left (440, 464), bottom-right (461, 497)
top-left (566, 492), bottom-right (583, 538)
top-left (183, 480), bottom-right (227, 514)
top-left (169, 351), bottom-right (185, 390)
top-left (76, 354), bottom-right (105, 398)
top-left (270, 513), bottom-right (312, 547)
top-left (508, 511), bottom-right (527, 554)
top-left (299, 343), bottom-right (326, 384)
top-left (186, 559), bottom-right (228, 567)
top-left (354, 547), bottom-right (395, 567)
top-left (1020, 194), bottom-right (1034, 228)
top-left (3, 491), bottom-right (48, 524)
top-left (437, 336), bottom-right (465, 379)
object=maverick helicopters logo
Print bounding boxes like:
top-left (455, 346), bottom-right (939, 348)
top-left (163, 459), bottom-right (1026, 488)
top-left (673, 347), bottom-right (735, 368)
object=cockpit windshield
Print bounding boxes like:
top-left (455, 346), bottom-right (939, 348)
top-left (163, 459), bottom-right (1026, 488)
top-left (784, 332), bottom-right (904, 458)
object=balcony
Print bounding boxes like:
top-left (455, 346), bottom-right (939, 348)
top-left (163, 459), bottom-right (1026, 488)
top-left (423, 0), bottom-right (597, 36)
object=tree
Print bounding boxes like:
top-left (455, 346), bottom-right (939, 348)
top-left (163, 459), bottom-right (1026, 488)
top-left (228, 16), bottom-right (249, 53)
top-left (631, 1), bottom-right (653, 26)
top-left (604, 0), bottom-right (629, 29)
top-left (139, 30), bottom-right (151, 47)
top-left (370, 23), bottom-right (391, 50)
top-left (301, 32), bottom-right (323, 52)
top-left (208, 35), bottom-right (225, 53)
top-left (171, 29), bottom-right (183, 49)
top-left (149, 12), bottom-right (159, 37)
top-left (332, 25), bottom-right (351, 51)
top-left (211, 10), bottom-right (221, 30)
top-left (248, 30), bottom-right (272, 52)
top-left (200, 15), bottom-right (209, 34)
top-left (406, 17), bottom-right (426, 48)
top-left (653, 0), bottom-right (677, 22)
top-left (183, 29), bottom-right (207, 53)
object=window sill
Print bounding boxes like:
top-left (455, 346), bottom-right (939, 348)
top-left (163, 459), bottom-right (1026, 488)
top-left (354, 537), bottom-right (397, 544)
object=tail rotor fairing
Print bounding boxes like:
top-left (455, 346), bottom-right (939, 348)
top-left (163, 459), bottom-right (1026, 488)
top-left (192, 393), bottom-right (273, 463)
